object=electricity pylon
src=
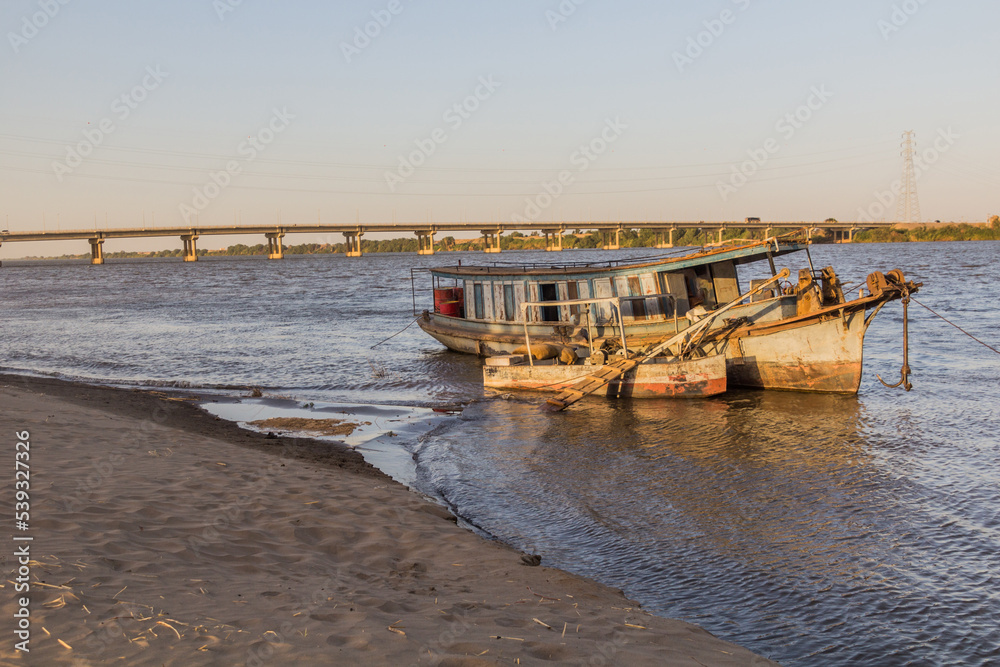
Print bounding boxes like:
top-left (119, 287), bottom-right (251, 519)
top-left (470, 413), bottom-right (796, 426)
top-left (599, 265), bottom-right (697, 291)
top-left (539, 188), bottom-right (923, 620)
top-left (896, 131), bottom-right (921, 223)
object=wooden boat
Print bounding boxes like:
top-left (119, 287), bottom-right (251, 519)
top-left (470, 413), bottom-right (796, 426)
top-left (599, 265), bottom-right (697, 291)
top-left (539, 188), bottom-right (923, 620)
top-left (483, 352), bottom-right (727, 399)
top-left (479, 271), bottom-right (789, 404)
top-left (481, 292), bottom-right (730, 400)
top-left (414, 231), bottom-right (920, 395)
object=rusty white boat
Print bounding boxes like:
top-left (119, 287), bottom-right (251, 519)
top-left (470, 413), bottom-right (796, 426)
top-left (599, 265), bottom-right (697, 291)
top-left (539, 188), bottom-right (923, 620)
top-left (414, 231), bottom-right (920, 395)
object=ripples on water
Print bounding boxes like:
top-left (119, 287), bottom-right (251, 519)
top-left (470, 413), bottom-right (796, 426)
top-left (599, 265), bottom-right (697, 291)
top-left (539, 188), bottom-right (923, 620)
top-left (2, 243), bottom-right (998, 665)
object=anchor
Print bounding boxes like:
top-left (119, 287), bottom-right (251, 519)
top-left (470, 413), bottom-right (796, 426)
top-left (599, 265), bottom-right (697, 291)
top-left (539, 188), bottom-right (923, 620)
top-left (876, 270), bottom-right (913, 392)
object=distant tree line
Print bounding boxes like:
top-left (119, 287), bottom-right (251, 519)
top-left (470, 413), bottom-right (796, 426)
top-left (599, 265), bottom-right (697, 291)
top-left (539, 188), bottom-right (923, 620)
top-left (855, 218), bottom-right (1000, 243)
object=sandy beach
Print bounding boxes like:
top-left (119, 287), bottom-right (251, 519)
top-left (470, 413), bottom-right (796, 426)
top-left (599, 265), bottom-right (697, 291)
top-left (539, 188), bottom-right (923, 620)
top-left (1, 374), bottom-right (776, 666)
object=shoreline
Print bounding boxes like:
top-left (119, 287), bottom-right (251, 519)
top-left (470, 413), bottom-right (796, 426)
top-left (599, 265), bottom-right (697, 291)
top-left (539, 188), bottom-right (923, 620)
top-left (0, 373), bottom-right (777, 665)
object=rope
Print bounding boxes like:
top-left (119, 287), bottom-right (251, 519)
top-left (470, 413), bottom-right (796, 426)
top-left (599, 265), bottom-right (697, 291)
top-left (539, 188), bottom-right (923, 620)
top-left (912, 297), bottom-right (1000, 356)
top-left (370, 316), bottom-right (421, 349)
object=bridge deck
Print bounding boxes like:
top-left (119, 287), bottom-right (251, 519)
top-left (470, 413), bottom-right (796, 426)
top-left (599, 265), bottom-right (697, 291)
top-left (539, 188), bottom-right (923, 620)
top-left (0, 221), bottom-right (891, 243)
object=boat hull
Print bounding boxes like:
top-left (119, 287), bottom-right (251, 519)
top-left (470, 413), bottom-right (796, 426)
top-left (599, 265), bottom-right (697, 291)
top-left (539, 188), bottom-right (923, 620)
top-left (711, 309), bottom-right (868, 393)
top-left (419, 316), bottom-right (637, 357)
top-left (483, 354), bottom-right (727, 399)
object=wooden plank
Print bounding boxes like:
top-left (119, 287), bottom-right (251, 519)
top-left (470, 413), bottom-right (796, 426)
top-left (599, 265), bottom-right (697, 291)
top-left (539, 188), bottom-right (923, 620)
top-left (543, 358), bottom-right (639, 411)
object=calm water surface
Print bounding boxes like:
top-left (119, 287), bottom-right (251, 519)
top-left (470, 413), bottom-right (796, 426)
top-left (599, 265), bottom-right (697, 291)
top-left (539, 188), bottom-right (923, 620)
top-left (2, 242), bottom-right (998, 665)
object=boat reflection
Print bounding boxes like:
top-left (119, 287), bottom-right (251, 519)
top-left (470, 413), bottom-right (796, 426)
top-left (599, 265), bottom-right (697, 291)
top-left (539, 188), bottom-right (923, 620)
top-left (458, 391), bottom-right (879, 583)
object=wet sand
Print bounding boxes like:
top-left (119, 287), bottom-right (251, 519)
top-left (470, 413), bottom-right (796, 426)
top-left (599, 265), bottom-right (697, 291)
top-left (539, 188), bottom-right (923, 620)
top-left (0, 374), bottom-right (777, 666)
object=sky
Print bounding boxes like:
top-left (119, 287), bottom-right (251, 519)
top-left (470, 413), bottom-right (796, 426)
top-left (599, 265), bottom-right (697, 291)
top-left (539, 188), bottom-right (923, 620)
top-left (1, 0), bottom-right (998, 256)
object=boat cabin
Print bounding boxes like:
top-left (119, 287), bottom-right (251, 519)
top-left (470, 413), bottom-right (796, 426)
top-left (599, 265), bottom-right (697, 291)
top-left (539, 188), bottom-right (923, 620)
top-left (420, 241), bottom-right (807, 329)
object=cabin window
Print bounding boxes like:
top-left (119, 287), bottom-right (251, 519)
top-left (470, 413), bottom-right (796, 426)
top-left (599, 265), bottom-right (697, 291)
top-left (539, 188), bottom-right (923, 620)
top-left (557, 282), bottom-right (570, 321)
top-left (592, 278), bottom-right (614, 323)
top-left (658, 296), bottom-right (675, 318)
top-left (613, 277), bottom-right (635, 321)
top-left (659, 271), bottom-right (690, 316)
top-left (513, 283), bottom-right (526, 322)
top-left (503, 284), bottom-right (515, 321)
top-left (464, 280), bottom-right (474, 318)
top-left (567, 281), bottom-right (579, 316)
top-left (539, 283), bottom-right (560, 322)
top-left (576, 280), bottom-right (591, 316)
top-left (474, 283), bottom-right (485, 320)
top-left (638, 274), bottom-right (662, 319)
top-left (685, 273), bottom-right (700, 305)
top-left (493, 283), bottom-right (505, 321)
top-left (626, 276), bottom-right (647, 321)
top-left (482, 283), bottom-right (494, 320)
top-left (711, 261), bottom-right (741, 303)
top-left (693, 266), bottom-right (717, 308)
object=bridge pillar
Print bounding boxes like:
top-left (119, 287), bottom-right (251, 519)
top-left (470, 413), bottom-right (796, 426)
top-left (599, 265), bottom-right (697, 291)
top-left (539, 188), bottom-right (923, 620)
top-left (832, 229), bottom-right (854, 243)
top-left (765, 227), bottom-right (773, 239)
top-left (543, 229), bottom-right (562, 252)
top-left (717, 227), bottom-right (725, 244)
top-left (655, 228), bottom-right (675, 249)
top-left (481, 231), bottom-right (501, 253)
top-left (89, 238), bottom-right (105, 265)
top-left (602, 228), bottom-right (621, 250)
top-left (415, 231), bottom-right (435, 255)
top-left (343, 232), bottom-right (363, 257)
top-left (266, 232), bottom-right (285, 259)
top-left (181, 235), bottom-right (199, 262)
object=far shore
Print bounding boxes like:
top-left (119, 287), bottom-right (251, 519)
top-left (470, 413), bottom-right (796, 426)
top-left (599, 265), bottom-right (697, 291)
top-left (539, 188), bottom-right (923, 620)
top-left (1, 373), bottom-right (777, 666)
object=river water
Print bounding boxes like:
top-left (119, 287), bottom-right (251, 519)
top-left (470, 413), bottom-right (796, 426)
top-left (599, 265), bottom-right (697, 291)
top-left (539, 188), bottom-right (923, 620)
top-left (1, 242), bottom-right (997, 665)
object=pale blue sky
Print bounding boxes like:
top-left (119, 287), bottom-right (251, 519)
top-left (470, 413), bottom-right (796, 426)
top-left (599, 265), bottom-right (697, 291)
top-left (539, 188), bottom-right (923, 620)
top-left (1, 0), bottom-right (998, 255)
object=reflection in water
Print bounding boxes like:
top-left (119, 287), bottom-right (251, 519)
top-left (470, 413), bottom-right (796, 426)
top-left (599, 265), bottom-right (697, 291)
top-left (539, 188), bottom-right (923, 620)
top-left (418, 385), bottom-right (997, 665)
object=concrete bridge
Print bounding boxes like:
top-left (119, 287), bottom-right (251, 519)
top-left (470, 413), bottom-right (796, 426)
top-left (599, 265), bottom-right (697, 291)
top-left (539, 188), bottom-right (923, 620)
top-left (0, 220), bottom-right (889, 264)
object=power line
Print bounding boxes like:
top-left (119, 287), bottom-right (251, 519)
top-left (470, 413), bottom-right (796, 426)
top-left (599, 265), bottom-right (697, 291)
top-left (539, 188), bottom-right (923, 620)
top-left (0, 157), bottom-right (891, 197)
top-left (0, 146), bottom-right (892, 186)
top-left (0, 131), bottom-right (898, 175)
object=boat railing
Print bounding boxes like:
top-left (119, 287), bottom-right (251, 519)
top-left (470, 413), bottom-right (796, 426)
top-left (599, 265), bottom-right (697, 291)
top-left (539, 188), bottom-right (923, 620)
top-left (517, 293), bottom-right (681, 367)
top-left (519, 297), bottom-right (629, 367)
